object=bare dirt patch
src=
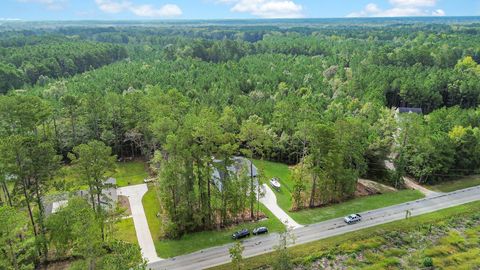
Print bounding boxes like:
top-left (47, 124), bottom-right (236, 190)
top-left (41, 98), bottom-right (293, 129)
top-left (118, 195), bottom-right (132, 216)
top-left (41, 259), bottom-right (73, 270)
top-left (355, 179), bottom-right (396, 197)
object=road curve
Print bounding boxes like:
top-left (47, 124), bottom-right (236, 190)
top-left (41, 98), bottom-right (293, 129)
top-left (148, 185), bottom-right (480, 270)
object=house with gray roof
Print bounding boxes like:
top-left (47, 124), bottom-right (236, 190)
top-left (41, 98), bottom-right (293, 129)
top-left (44, 177), bottom-right (118, 216)
top-left (211, 156), bottom-right (258, 192)
top-left (397, 107), bottom-right (423, 114)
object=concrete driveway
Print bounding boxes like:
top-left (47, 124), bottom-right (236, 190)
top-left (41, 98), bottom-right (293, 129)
top-left (259, 184), bottom-right (302, 229)
top-left (117, 184), bottom-right (162, 263)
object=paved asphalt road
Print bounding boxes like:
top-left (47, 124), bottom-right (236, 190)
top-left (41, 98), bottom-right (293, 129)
top-left (149, 185), bottom-right (480, 270)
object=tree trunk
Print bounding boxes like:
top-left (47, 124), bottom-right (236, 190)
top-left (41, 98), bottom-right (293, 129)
top-left (70, 112), bottom-right (77, 145)
top-left (207, 173), bottom-right (212, 227)
top-left (52, 115), bottom-right (60, 150)
top-left (34, 177), bottom-right (48, 262)
top-left (196, 161), bottom-right (206, 227)
top-left (8, 240), bottom-right (19, 270)
top-left (309, 174), bottom-right (317, 208)
top-left (250, 159), bottom-right (255, 220)
top-left (96, 188), bottom-right (105, 241)
top-left (1, 181), bottom-right (12, 207)
top-left (89, 185), bottom-right (96, 211)
top-left (89, 258), bottom-right (96, 270)
top-left (93, 112), bottom-right (100, 140)
top-left (256, 185), bottom-right (261, 219)
top-left (22, 179), bottom-right (37, 237)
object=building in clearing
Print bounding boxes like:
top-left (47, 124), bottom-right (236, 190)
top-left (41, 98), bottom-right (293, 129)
top-left (44, 177), bottom-right (118, 216)
top-left (211, 156), bottom-right (258, 191)
top-left (397, 107), bottom-right (423, 114)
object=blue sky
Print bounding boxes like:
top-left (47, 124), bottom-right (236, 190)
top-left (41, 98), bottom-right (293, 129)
top-left (1, 0), bottom-right (479, 20)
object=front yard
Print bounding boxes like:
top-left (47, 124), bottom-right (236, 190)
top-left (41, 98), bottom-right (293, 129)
top-left (289, 189), bottom-right (424, 224)
top-left (426, 175), bottom-right (480, 192)
top-left (140, 158), bottom-right (425, 258)
top-left (142, 184), bottom-right (284, 258)
top-left (53, 160), bottom-right (149, 190)
top-left (114, 217), bottom-right (138, 244)
top-left (113, 160), bottom-right (150, 187)
top-left (253, 159), bottom-right (425, 224)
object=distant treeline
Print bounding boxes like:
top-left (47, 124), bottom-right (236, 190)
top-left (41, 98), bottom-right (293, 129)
top-left (0, 40), bottom-right (127, 93)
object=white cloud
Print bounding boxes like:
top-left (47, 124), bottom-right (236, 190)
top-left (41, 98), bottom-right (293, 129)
top-left (365, 3), bottom-right (381, 13)
top-left (389, 0), bottom-right (436, 7)
top-left (0, 18), bottom-right (23, 21)
top-left (218, 0), bottom-right (304, 18)
top-left (95, 0), bottom-right (182, 17)
top-left (130, 4), bottom-right (182, 17)
top-left (347, 0), bottom-right (446, 18)
top-left (432, 9), bottom-right (445, 16)
top-left (17, 0), bottom-right (67, 10)
top-left (95, 0), bottom-right (130, 13)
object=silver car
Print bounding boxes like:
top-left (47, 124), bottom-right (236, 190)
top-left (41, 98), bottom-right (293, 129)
top-left (344, 214), bottom-right (362, 224)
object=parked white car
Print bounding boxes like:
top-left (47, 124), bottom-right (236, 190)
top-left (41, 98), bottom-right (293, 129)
top-left (344, 214), bottom-right (362, 224)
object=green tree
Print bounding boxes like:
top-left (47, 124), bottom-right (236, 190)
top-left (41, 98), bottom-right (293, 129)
top-left (290, 164), bottom-right (306, 210)
top-left (272, 227), bottom-right (295, 270)
top-left (229, 241), bottom-right (244, 270)
top-left (46, 197), bottom-right (104, 270)
top-left (239, 115), bottom-right (271, 219)
top-left (100, 241), bottom-right (147, 270)
top-left (0, 206), bottom-right (35, 270)
top-left (69, 140), bottom-right (116, 239)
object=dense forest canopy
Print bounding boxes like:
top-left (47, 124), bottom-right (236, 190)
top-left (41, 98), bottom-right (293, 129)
top-left (1, 18), bottom-right (480, 269)
top-left (0, 40), bottom-right (127, 92)
top-left (1, 17), bottom-right (479, 192)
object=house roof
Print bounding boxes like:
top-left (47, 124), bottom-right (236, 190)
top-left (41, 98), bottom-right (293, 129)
top-left (211, 156), bottom-right (258, 191)
top-left (398, 107), bottom-right (423, 114)
top-left (43, 178), bottom-right (118, 216)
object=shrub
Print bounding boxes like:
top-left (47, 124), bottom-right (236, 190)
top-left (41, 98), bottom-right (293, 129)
top-left (423, 257), bottom-right (433, 267)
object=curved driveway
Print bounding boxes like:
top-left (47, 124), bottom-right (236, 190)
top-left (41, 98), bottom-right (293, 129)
top-left (149, 185), bottom-right (480, 270)
top-left (117, 184), bottom-right (162, 263)
top-left (259, 184), bottom-right (302, 229)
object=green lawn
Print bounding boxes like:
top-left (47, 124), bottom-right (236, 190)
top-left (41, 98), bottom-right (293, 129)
top-left (426, 175), bottom-right (480, 192)
top-left (210, 201), bottom-right (480, 270)
top-left (154, 204), bottom-right (284, 258)
top-left (52, 160), bottom-right (149, 190)
top-left (290, 190), bottom-right (424, 224)
top-left (253, 159), bottom-right (294, 212)
top-left (52, 165), bottom-right (86, 192)
top-left (142, 184), bottom-right (284, 258)
top-left (142, 184), bottom-right (163, 241)
top-left (115, 217), bottom-right (138, 244)
top-left (253, 159), bottom-right (425, 224)
top-left (113, 161), bottom-right (149, 187)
